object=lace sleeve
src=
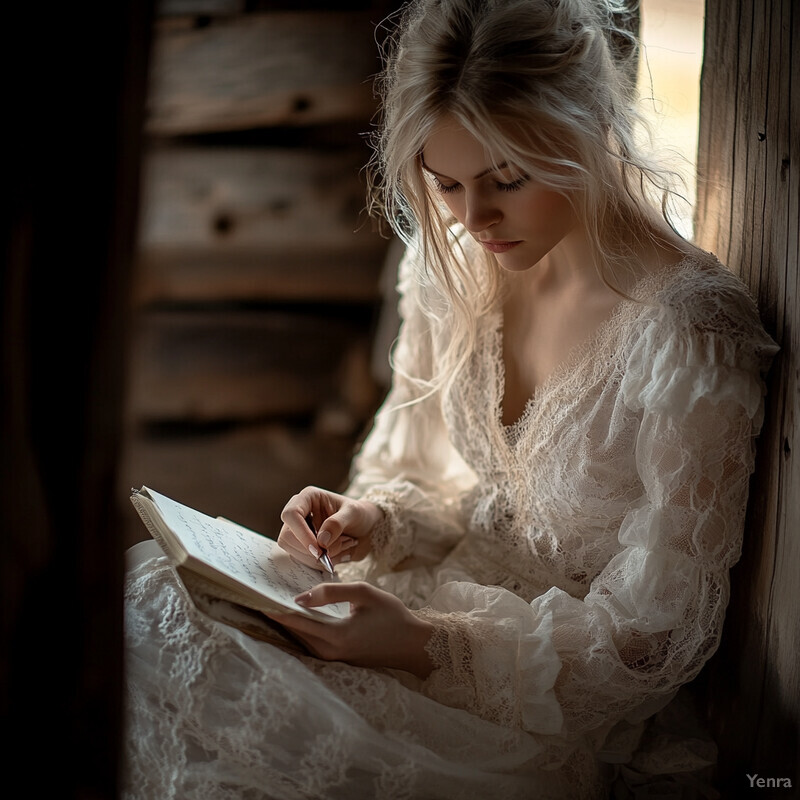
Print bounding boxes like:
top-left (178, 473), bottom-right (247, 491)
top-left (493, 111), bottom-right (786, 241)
top-left (344, 243), bottom-right (477, 574)
top-left (413, 272), bottom-right (778, 738)
top-left (544, 389), bottom-right (763, 736)
top-left (541, 276), bottom-right (779, 736)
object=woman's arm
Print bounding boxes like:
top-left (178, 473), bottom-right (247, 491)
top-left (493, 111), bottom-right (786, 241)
top-left (344, 244), bottom-right (478, 572)
top-left (280, 242), bottom-right (477, 576)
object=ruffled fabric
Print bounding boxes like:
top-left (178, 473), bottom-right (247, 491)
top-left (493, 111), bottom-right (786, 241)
top-left (416, 582), bottom-right (564, 735)
top-left (620, 261), bottom-right (778, 423)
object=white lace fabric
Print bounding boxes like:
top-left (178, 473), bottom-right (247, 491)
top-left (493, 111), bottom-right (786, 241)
top-left (124, 239), bottom-right (777, 799)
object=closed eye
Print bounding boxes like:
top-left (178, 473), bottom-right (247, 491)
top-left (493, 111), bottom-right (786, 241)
top-left (432, 176), bottom-right (461, 194)
top-left (431, 175), bottom-right (529, 194)
top-left (497, 176), bottom-right (528, 192)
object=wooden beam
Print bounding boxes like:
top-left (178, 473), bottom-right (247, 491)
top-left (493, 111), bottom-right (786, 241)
top-left (138, 145), bottom-right (381, 252)
top-left (146, 12), bottom-right (380, 134)
top-left (134, 246), bottom-right (386, 304)
top-left (126, 308), bottom-right (379, 423)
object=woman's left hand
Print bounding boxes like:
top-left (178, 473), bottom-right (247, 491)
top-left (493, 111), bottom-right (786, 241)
top-left (267, 581), bottom-right (435, 679)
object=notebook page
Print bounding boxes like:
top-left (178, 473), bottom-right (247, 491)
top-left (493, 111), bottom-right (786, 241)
top-left (144, 487), bottom-right (349, 619)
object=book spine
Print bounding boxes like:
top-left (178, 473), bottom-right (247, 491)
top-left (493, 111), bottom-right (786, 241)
top-left (130, 494), bottom-right (172, 558)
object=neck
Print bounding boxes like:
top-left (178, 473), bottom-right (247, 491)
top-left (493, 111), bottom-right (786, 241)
top-left (512, 223), bottom-right (602, 294)
top-left (515, 214), bottom-right (689, 299)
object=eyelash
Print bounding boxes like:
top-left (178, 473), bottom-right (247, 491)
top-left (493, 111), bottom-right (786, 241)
top-left (497, 177), bottom-right (528, 192)
top-left (432, 176), bottom-right (528, 194)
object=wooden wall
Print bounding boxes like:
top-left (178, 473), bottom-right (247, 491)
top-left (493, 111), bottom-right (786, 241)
top-left (120, 0), bottom-right (401, 546)
top-left (694, 0), bottom-right (799, 792)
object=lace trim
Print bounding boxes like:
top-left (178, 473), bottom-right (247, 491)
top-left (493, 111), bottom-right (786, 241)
top-left (497, 256), bottom-right (699, 441)
top-left (413, 607), bottom-right (487, 715)
top-left (361, 488), bottom-right (413, 569)
top-left (413, 606), bottom-right (550, 732)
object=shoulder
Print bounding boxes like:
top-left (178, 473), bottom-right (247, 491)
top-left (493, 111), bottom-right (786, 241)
top-left (634, 248), bottom-right (776, 358)
top-left (621, 249), bottom-right (779, 418)
top-left (649, 249), bottom-right (764, 332)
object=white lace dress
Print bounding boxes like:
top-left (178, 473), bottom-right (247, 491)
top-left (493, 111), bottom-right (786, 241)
top-left (123, 240), bottom-right (777, 800)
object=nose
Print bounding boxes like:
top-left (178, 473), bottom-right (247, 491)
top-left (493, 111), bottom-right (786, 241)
top-left (463, 190), bottom-right (501, 234)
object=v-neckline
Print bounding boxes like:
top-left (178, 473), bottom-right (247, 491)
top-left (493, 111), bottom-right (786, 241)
top-left (495, 257), bottom-right (690, 434)
top-left (496, 298), bottom-right (627, 432)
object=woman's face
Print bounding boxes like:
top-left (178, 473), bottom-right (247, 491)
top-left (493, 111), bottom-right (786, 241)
top-left (421, 116), bottom-right (579, 272)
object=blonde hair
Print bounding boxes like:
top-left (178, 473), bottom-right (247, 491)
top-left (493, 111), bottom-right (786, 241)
top-left (367, 0), bottom-right (687, 400)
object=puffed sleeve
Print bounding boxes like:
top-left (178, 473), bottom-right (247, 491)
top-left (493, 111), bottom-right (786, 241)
top-left (415, 266), bottom-right (778, 739)
top-left (343, 241), bottom-right (478, 574)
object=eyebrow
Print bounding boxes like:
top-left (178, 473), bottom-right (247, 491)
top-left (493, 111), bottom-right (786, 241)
top-left (420, 155), bottom-right (508, 182)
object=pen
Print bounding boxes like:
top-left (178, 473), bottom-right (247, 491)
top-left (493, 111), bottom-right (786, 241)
top-left (305, 512), bottom-right (336, 576)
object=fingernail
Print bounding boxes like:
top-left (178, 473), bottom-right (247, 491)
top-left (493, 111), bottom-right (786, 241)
top-left (308, 544), bottom-right (320, 558)
top-left (340, 554), bottom-right (352, 563)
top-left (295, 591), bottom-right (311, 605)
top-left (341, 537), bottom-right (357, 550)
top-left (317, 531), bottom-right (331, 547)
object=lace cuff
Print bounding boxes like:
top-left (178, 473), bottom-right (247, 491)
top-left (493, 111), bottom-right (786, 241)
top-left (414, 607), bottom-right (486, 711)
top-left (411, 589), bottom-right (564, 736)
top-left (360, 488), bottom-right (415, 569)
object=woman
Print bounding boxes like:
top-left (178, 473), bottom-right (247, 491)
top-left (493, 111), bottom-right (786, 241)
top-left (124, 1), bottom-right (778, 797)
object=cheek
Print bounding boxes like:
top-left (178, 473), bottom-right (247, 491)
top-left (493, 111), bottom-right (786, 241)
top-left (523, 190), bottom-right (575, 230)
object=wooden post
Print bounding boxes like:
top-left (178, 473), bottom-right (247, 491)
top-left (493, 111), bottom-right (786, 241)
top-left (0, 1), bottom-right (154, 796)
top-left (695, 0), bottom-right (799, 792)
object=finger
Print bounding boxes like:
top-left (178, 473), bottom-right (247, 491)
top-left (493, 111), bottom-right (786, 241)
top-left (267, 610), bottom-right (327, 636)
top-left (295, 581), bottom-right (374, 610)
top-left (327, 535), bottom-right (357, 558)
top-left (278, 528), bottom-right (329, 571)
top-left (315, 503), bottom-right (363, 547)
top-left (268, 609), bottom-right (347, 647)
top-left (265, 612), bottom-right (338, 658)
top-left (277, 522), bottom-right (302, 551)
top-left (330, 538), bottom-right (357, 567)
top-left (280, 488), bottom-right (327, 550)
top-left (285, 544), bottom-right (326, 572)
top-left (277, 521), bottom-right (314, 556)
top-left (278, 519), bottom-right (325, 557)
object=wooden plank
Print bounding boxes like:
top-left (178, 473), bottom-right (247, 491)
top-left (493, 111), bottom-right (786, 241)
top-left (146, 12), bottom-right (379, 134)
top-left (696, 0), bottom-right (799, 792)
top-left (137, 145), bottom-right (382, 252)
top-left (126, 308), bottom-right (379, 423)
top-left (155, 1), bottom-right (385, 20)
top-left (134, 246), bottom-right (387, 304)
top-left (157, 0), bottom-right (243, 16)
top-left (119, 423), bottom-right (366, 550)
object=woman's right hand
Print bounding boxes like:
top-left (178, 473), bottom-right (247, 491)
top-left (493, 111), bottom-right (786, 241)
top-left (278, 487), bottom-right (384, 571)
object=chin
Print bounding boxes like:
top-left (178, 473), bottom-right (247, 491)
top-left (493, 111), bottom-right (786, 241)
top-left (494, 249), bottom-right (545, 273)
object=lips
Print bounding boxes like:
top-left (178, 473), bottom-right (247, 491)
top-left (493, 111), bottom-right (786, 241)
top-left (478, 239), bottom-right (522, 254)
